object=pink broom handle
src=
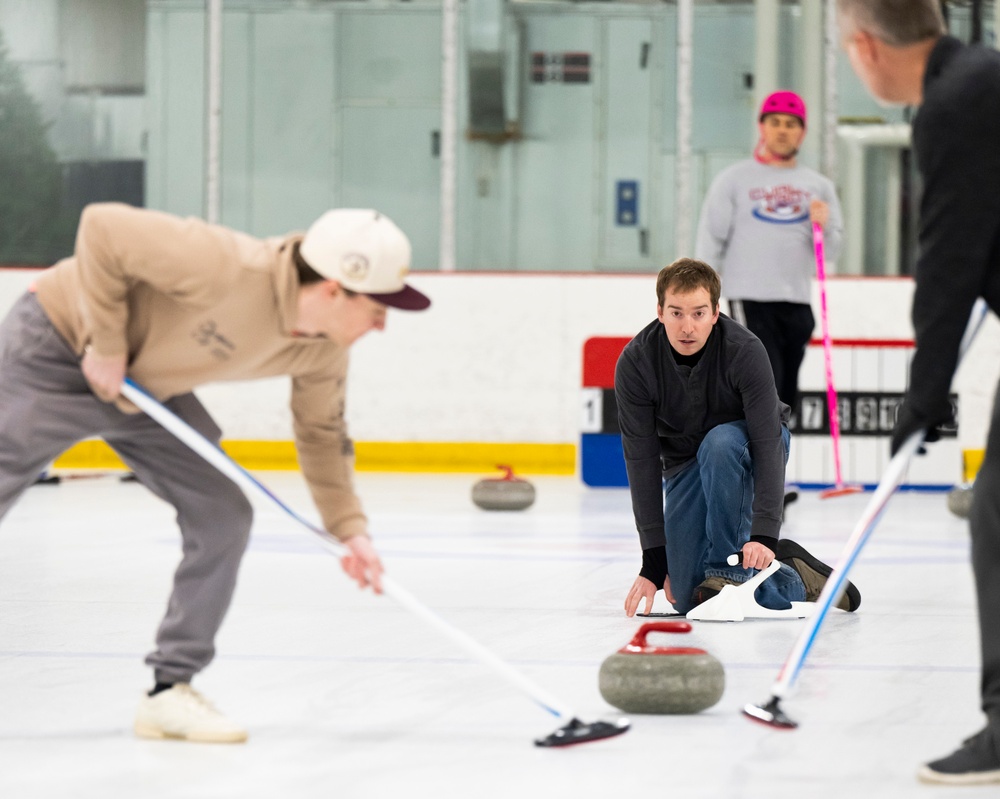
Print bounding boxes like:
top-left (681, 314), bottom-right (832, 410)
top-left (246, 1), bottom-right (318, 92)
top-left (813, 221), bottom-right (845, 487)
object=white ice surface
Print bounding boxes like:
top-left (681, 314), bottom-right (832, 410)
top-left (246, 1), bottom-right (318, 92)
top-left (0, 472), bottom-right (991, 798)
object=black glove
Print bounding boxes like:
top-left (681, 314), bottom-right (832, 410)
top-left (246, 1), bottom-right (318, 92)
top-left (890, 400), bottom-right (942, 457)
top-left (639, 545), bottom-right (668, 588)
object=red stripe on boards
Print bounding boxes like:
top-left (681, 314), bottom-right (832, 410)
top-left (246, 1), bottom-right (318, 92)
top-left (583, 337), bottom-right (632, 389)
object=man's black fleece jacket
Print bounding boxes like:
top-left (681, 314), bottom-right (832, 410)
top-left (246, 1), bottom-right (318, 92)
top-left (905, 36), bottom-right (1000, 431)
top-left (614, 314), bottom-right (790, 579)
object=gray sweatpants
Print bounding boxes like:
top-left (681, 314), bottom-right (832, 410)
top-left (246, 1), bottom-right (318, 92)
top-left (0, 292), bottom-right (253, 684)
top-left (971, 380), bottom-right (1000, 733)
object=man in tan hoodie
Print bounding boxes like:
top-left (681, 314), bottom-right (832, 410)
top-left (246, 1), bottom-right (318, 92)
top-left (0, 203), bottom-right (430, 743)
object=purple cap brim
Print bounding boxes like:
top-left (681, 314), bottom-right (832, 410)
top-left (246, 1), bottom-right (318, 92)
top-left (364, 283), bottom-right (431, 311)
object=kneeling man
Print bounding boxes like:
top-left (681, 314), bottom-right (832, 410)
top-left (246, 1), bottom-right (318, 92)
top-left (615, 258), bottom-right (860, 617)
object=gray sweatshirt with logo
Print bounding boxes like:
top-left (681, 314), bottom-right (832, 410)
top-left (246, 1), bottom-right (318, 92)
top-left (695, 160), bottom-right (844, 304)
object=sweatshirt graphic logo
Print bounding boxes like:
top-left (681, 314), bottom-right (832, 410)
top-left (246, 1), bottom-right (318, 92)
top-left (193, 320), bottom-right (236, 361)
top-left (749, 184), bottom-right (810, 224)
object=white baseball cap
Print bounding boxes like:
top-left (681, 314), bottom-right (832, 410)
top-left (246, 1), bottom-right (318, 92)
top-left (299, 209), bottom-right (430, 311)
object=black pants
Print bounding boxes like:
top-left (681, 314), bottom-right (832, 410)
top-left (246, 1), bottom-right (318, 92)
top-left (729, 300), bottom-right (815, 410)
top-left (970, 379), bottom-right (1000, 732)
top-left (0, 293), bottom-right (254, 684)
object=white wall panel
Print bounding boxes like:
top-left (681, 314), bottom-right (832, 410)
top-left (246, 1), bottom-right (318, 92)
top-left (0, 270), bottom-right (993, 486)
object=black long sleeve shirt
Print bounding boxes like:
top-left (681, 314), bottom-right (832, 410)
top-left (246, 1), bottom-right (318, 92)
top-left (908, 37), bottom-right (1000, 421)
top-left (614, 314), bottom-right (790, 569)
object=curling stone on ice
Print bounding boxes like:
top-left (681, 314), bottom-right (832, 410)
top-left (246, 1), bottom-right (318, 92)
top-left (948, 481), bottom-right (975, 519)
top-left (599, 621), bottom-right (725, 714)
top-left (471, 464), bottom-right (536, 511)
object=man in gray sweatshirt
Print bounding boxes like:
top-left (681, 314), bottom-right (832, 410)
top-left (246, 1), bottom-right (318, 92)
top-left (695, 91), bottom-right (844, 413)
top-left (616, 258), bottom-right (860, 617)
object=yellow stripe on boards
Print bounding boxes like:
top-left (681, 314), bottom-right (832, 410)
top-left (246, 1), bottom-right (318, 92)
top-left (51, 440), bottom-right (987, 482)
top-left (51, 440), bottom-right (300, 471)
top-left (354, 442), bottom-right (575, 475)
top-left (964, 449), bottom-right (985, 484)
top-left (52, 440), bottom-right (129, 469)
top-left (52, 440), bottom-right (576, 476)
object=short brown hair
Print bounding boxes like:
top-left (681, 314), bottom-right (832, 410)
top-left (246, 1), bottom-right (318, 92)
top-left (655, 258), bottom-right (721, 310)
top-left (836, 0), bottom-right (945, 46)
top-left (293, 242), bottom-right (327, 285)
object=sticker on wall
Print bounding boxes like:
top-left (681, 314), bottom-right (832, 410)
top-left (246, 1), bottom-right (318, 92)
top-left (792, 391), bottom-right (958, 437)
top-left (531, 52), bottom-right (591, 84)
top-left (580, 336), bottom-right (631, 488)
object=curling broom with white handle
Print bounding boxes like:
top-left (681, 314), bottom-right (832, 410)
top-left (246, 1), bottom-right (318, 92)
top-left (119, 378), bottom-right (628, 747)
top-left (744, 297), bottom-right (989, 729)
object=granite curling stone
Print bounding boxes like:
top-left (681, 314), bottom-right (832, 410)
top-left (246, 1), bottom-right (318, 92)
top-left (471, 465), bottom-right (536, 511)
top-left (599, 621), bottom-right (725, 714)
top-left (947, 483), bottom-right (974, 519)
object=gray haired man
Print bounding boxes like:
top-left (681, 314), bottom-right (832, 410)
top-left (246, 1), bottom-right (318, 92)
top-left (839, 0), bottom-right (1000, 785)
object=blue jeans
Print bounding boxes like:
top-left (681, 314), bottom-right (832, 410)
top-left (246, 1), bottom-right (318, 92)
top-left (663, 421), bottom-right (805, 614)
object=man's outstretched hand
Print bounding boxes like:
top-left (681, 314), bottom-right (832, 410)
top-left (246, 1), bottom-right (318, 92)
top-left (624, 574), bottom-right (675, 617)
top-left (341, 535), bottom-right (384, 594)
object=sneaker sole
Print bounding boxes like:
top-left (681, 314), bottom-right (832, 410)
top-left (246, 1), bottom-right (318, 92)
top-left (134, 721), bottom-right (248, 744)
top-left (917, 764), bottom-right (1000, 785)
top-left (777, 539), bottom-right (862, 612)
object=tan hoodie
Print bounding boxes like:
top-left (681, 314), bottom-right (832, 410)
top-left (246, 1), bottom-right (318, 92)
top-left (34, 202), bottom-right (367, 541)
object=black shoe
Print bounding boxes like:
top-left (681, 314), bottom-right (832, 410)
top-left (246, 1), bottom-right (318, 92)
top-left (918, 727), bottom-right (1000, 785)
top-left (776, 538), bottom-right (861, 612)
top-left (690, 575), bottom-right (741, 607)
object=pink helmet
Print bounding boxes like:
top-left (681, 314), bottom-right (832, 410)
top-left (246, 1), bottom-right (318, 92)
top-left (759, 91), bottom-right (806, 128)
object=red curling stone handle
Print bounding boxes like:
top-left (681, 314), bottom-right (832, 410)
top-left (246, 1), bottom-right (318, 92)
top-left (621, 621), bottom-right (706, 656)
top-left (630, 621), bottom-right (691, 646)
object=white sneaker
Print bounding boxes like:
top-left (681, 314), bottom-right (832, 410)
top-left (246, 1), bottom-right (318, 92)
top-left (134, 684), bottom-right (248, 743)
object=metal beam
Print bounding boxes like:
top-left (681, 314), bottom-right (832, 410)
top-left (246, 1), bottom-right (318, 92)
top-left (753, 0), bottom-right (780, 146)
top-left (205, 0), bottom-right (222, 225)
top-left (676, 0), bottom-right (694, 255)
top-left (439, 0), bottom-right (459, 271)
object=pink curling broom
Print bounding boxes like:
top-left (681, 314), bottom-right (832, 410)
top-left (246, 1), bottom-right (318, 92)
top-left (813, 221), bottom-right (862, 499)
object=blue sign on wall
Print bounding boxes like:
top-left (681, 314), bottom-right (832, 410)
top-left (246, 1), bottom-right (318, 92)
top-left (615, 180), bottom-right (639, 226)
